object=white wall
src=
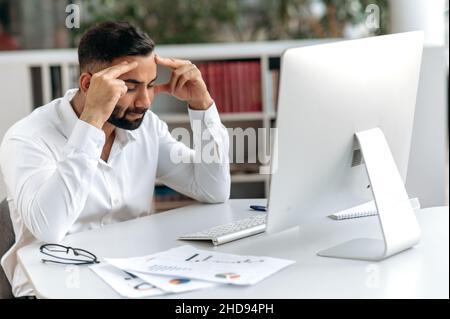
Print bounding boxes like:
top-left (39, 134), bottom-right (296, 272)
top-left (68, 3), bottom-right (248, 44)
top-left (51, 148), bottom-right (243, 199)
top-left (389, 0), bottom-right (447, 46)
top-left (0, 49), bottom-right (77, 200)
top-left (0, 62), bottom-right (33, 200)
top-left (389, 0), bottom-right (449, 206)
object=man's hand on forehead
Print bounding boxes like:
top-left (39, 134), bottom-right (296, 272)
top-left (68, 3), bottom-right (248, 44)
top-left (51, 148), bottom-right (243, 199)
top-left (80, 61), bottom-right (138, 129)
top-left (154, 55), bottom-right (213, 110)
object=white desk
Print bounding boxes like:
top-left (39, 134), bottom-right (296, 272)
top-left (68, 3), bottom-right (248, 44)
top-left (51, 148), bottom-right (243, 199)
top-left (17, 199), bottom-right (449, 299)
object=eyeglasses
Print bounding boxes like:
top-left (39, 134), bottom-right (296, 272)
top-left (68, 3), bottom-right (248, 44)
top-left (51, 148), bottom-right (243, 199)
top-left (39, 244), bottom-right (100, 265)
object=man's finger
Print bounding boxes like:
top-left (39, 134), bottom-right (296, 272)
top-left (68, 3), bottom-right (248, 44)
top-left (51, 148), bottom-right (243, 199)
top-left (175, 67), bottom-right (197, 93)
top-left (168, 64), bottom-right (192, 93)
top-left (112, 79), bottom-right (128, 97)
top-left (173, 65), bottom-right (196, 93)
top-left (98, 61), bottom-right (138, 78)
top-left (155, 55), bottom-right (191, 69)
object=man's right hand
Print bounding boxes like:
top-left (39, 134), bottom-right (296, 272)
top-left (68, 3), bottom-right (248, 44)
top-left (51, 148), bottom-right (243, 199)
top-left (80, 61), bottom-right (138, 129)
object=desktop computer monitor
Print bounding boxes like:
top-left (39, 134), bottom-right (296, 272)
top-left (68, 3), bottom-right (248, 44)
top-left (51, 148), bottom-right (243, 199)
top-left (266, 32), bottom-right (424, 261)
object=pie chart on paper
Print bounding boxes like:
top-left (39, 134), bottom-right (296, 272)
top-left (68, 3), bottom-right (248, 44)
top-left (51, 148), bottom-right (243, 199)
top-left (169, 278), bottom-right (191, 285)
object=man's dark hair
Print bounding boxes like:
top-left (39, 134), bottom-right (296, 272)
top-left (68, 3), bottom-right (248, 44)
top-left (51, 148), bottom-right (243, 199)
top-left (78, 21), bottom-right (155, 72)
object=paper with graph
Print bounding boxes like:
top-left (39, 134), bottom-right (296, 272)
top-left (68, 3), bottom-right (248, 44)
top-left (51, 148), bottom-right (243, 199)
top-left (93, 251), bottom-right (217, 294)
top-left (90, 263), bottom-right (167, 298)
top-left (104, 245), bottom-right (295, 286)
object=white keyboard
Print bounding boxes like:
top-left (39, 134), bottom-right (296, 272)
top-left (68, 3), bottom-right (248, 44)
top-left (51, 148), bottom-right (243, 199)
top-left (178, 214), bottom-right (267, 246)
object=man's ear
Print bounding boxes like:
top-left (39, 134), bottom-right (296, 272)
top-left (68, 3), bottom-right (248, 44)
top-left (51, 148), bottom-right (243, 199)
top-left (79, 72), bottom-right (91, 94)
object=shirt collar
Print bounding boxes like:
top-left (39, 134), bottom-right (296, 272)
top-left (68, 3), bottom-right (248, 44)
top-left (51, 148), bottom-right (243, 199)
top-left (57, 89), bottom-right (137, 143)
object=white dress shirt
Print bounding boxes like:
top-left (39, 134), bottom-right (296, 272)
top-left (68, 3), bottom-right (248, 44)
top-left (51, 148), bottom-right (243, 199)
top-left (0, 89), bottom-right (230, 297)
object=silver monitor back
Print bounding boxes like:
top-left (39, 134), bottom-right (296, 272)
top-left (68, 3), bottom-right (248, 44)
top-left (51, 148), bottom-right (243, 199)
top-left (266, 32), bottom-right (424, 234)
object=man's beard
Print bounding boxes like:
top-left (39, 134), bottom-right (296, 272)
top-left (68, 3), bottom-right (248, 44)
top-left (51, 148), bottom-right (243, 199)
top-left (107, 105), bottom-right (149, 130)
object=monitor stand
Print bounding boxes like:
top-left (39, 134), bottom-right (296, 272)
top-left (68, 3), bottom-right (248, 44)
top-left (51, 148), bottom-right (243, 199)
top-left (317, 128), bottom-right (421, 261)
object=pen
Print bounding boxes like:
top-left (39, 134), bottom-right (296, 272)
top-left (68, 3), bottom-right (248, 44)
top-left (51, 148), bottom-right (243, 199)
top-left (250, 205), bottom-right (267, 212)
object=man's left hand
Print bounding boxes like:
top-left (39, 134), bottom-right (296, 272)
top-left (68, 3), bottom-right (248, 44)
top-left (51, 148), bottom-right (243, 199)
top-left (154, 55), bottom-right (213, 110)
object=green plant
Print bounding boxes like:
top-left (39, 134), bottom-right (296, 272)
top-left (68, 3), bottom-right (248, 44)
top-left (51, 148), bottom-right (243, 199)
top-left (71, 0), bottom-right (389, 46)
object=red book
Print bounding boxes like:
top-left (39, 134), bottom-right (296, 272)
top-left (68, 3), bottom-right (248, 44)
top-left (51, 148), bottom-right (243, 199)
top-left (251, 61), bottom-right (262, 112)
top-left (206, 63), bottom-right (215, 110)
top-left (198, 62), bottom-right (208, 86)
top-left (207, 62), bottom-right (221, 113)
top-left (222, 61), bottom-right (231, 113)
top-left (243, 61), bottom-right (252, 112)
top-left (236, 61), bottom-right (246, 113)
top-left (230, 62), bottom-right (240, 113)
top-left (240, 61), bottom-right (247, 113)
top-left (249, 61), bottom-right (256, 112)
top-left (216, 62), bottom-right (225, 113)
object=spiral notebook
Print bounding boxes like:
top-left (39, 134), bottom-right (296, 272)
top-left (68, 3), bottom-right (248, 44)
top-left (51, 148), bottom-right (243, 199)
top-left (328, 197), bottom-right (420, 220)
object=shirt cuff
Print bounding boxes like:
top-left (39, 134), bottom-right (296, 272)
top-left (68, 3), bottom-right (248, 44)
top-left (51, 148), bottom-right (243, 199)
top-left (66, 119), bottom-right (105, 158)
top-left (188, 102), bottom-right (222, 129)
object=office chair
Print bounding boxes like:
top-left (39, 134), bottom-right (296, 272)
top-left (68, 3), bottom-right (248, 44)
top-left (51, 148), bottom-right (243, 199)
top-left (0, 198), bottom-right (14, 299)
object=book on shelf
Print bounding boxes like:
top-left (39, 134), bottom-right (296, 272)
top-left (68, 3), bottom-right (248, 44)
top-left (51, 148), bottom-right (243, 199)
top-left (197, 60), bottom-right (262, 113)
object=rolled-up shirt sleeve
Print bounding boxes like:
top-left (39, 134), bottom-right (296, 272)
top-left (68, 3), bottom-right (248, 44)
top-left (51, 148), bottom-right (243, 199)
top-left (0, 119), bottom-right (105, 243)
top-left (156, 103), bottom-right (231, 203)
